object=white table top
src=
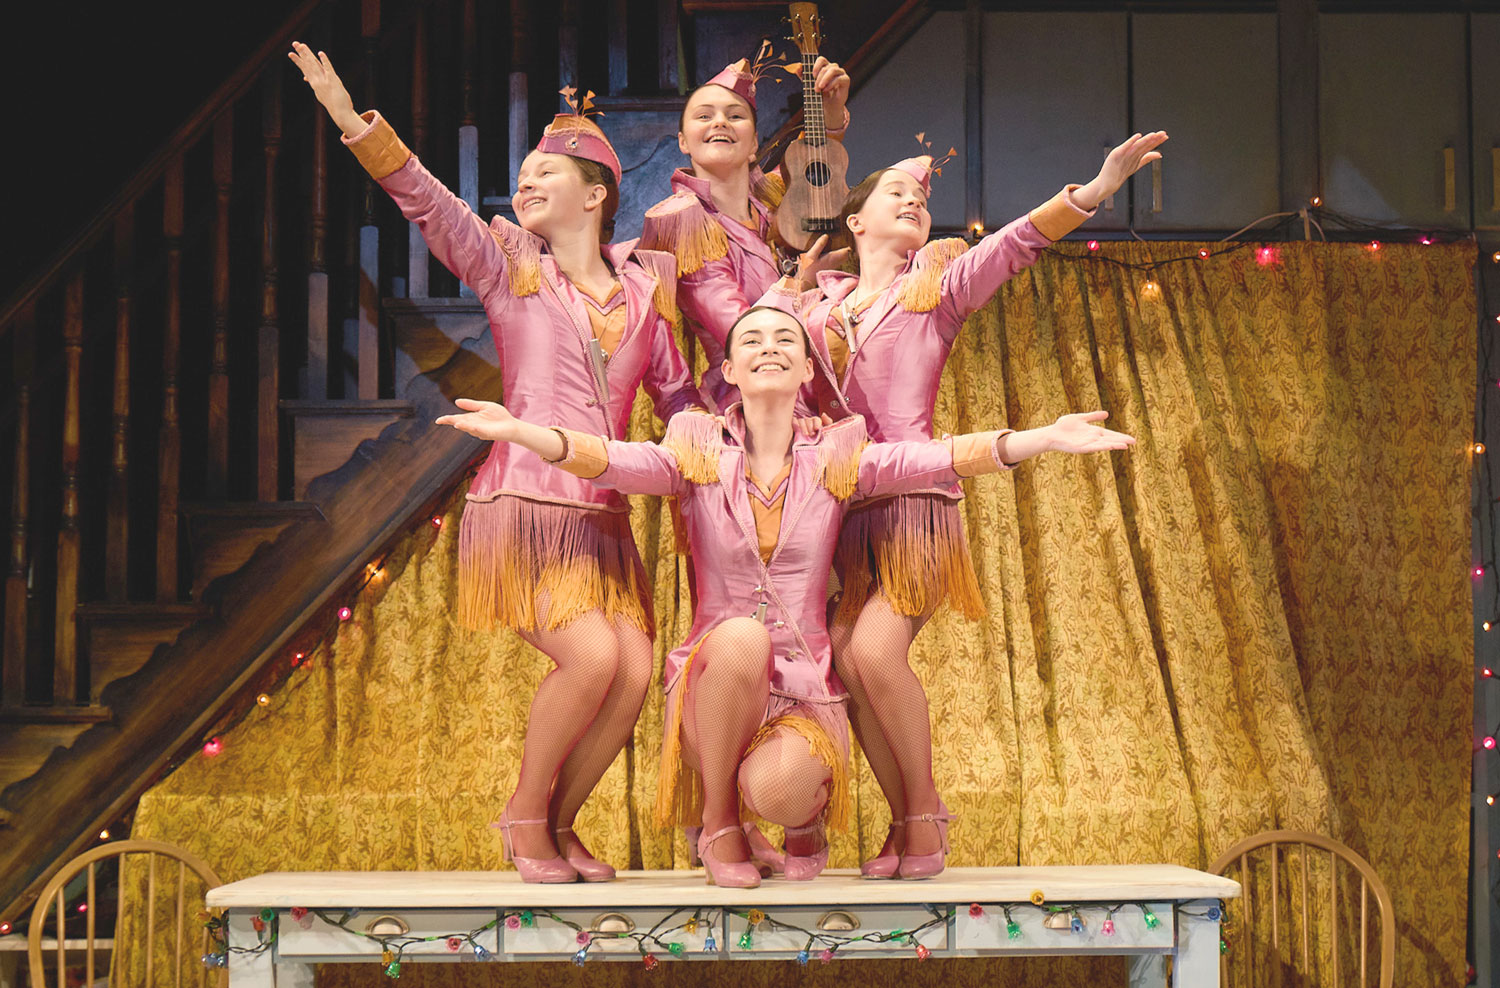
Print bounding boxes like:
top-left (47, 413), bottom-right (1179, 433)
top-left (206, 865), bottom-right (1239, 909)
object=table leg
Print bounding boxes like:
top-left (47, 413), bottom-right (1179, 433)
top-left (1127, 953), bottom-right (1167, 988)
top-left (1172, 899), bottom-right (1222, 988)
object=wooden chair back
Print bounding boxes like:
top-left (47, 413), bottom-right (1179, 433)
top-left (27, 838), bottom-right (223, 988)
top-left (1209, 829), bottom-right (1394, 988)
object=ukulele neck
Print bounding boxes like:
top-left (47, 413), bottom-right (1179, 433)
top-left (801, 52), bottom-right (827, 147)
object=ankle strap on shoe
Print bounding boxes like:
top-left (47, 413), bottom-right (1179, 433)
top-left (700, 825), bottom-right (742, 849)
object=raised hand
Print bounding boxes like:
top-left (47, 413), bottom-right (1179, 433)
top-left (287, 41), bottom-right (365, 137)
top-left (1046, 410), bottom-right (1136, 455)
top-left (811, 56), bottom-right (851, 129)
top-left (1072, 132), bottom-right (1169, 210)
top-left (796, 234), bottom-right (851, 287)
top-left (435, 398), bottom-right (521, 443)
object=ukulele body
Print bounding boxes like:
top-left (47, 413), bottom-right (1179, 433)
top-left (776, 137), bottom-right (850, 252)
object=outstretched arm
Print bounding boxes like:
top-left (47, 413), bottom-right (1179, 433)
top-left (857, 411), bottom-right (1135, 498)
top-left (289, 42), bottom-right (510, 299)
top-left (937, 132), bottom-right (1168, 328)
top-left (435, 399), bottom-right (687, 496)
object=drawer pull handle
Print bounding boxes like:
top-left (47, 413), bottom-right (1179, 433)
top-left (591, 912), bottom-right (636, 934)
top-left (1044, 912), bottom-right (1073, 930)
top-left (817, 910), bottom-right (859, 931)
top-left (364, 915), bottom-right (410, 936)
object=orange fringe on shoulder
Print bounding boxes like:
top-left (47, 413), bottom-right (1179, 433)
top-left (896, 237), bottom-right (969, 313)
top-left (457, 495), bottom-right (653, 636)
top-left (490, 222), bottom-right (543, 297)
top-left (662, 412), bottom-right (725, 484)
top-left (642, 195), bottom-right (731, 277)
top-left (833, 492), bottom-right (984, 624)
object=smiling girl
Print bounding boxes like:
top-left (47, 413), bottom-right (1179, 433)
top-left (436, 305), bottom-right (1133, 885)
top-left (290, 43), bottom-right (705, 883)
top-left (639, 47), bottom-right (851, 413)
top-left (762, 134), bottom-right (1167, 879)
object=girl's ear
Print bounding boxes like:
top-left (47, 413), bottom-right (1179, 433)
top-left (845, 213), bottom-right (861, 236)
top-left (584, 183), bottom-right (607, 210)
top-left (720, 356), bottom-right (736, 385)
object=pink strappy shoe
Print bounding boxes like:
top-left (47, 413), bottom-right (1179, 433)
top-left (697, 825), bottom-right (761, 888)
top-left (860, 820), bottom-right (904, 879)
top-left (781, 817), bottom-right (830, 882)
top-left (897, 802), bottom-right (956, 880)
top-left (490, 809), bottom-right (577, 884)
top-left (686, 822), bottom-right (785, 877)
top-left (555, 826), bottom-right (615, 882)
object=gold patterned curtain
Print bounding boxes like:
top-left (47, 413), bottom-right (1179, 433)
top-left (120, 241), bottom-right (1474, 987)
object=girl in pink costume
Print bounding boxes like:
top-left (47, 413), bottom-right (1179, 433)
top-left (291, 43), bottom-right (704, 883)
top-left (761, 133), bottom-right (1167, 878)
top-left (436, 305), bottom-right (1135, 885)
top-left (640, 46), bottom-right (851, 412)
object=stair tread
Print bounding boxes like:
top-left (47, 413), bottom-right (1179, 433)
top-left (0, 706), bottom-right (112, 725)
top-left (179, 501), bottom-right (325, 520)
top-left (75, 602), bottom-right (210, 621)
top-left (280, 399), bottom-right (415, 414)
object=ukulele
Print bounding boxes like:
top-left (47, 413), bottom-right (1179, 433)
top-left (775, 2), bottom-right (850, 253)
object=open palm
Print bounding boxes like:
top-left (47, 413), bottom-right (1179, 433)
top-left (1091, 131), bottom-right (1169, 200)
top-left (1049, 411), bottom-right (1136, 454)
top-left (434, 398), bottom-right (519, 442)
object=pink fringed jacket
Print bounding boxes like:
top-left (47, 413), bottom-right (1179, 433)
top-left (343, 111), bottom-right (705, 514)
top-left (639, 168), bottom-right (787, 412)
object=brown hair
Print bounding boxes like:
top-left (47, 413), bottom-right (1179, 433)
top-left (725, 305), bottom-right (812, 356)
top-left (833, 168), bottom-right (893, 260)
top-left (565, 156), bottom-right (620, 242)
top-left (679, 84), bottom-right (759, 135)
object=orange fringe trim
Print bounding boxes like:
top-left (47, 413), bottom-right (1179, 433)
top-left (656, 642), bottom-right (706, 828)
top-left (642, 195), bottom-right (731, 277)
top-left (662, 412), bottom-right (724, 484)
top-left (833, 492), bottom-right (984, 624)
top-left (817, 416), bottom-right (868, 501)
top-left (897, 237), bottom-right (969, 313)
top-left (751, 169), bottom-right (786, 213)
top-left (490, 222), bottom-right (543, 297)
top-left (456, 496), bottom-right (652, 636)
top-left (744, 714), bottom-right (850, 832)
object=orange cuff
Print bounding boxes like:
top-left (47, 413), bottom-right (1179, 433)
top-left (1029, 184), bottom-right (1096, 242)
top-left (341, 111), bottom-right (413, 181)
top-left (544, 428), bottom-right (609, 479)
top-left (952, 430), bottom-right (1017, 477)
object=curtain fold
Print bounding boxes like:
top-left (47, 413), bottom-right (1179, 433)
top-left (120, 241), bottom-right (1473, 987)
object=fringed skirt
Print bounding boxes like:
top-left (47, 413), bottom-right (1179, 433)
top-left (655, 637), bottom-right (851, 832)
top-left (456, 493), bottom-right (653, 637)
top-left (833, 492), bottom-right (985, 624)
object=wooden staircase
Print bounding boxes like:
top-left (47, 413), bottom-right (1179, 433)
top-left (0, 0), bottom-right (921, 931)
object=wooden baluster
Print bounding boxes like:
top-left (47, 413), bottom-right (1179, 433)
top-left (509, 0), bottom-right (530, 199)
top-left (207, 114), bottom-right (234, 496)
top-left (407, 2), bottom-right (431, 299)
top-left (259, 72), bottom-right (283, 499)
top-left (1359, 875), bottom-right (1368, 988)
top-left (308, 109), bottom-right (330, 399)
top-left (174, 861), bottom-right (185, 988)
top-left (4, 304), bottom-right (35, 705)
top-left (55, 274), bottom-right (84, 703)
top-left (1242, 852), bottom-right (1253, 985)
top-left (145, 854), bottom-right (157, 974)
top-left (157, 158), bottom-right (185, 601)
top-left (657, 0), bottom-right (679, 92)
top-left (358, 0), bottom-right (382, 394)
top-left (608, 0), bottom-right (628, 94)
top-left (455, 0), bottom-right (479, 299)
top-left (106, 206), bottom-right (134, 603)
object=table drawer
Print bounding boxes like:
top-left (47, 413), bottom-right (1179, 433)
top-left (727, 905), bottom-right (948, 956)
top-left (956, 901), bottom-right (1174, 952)
top-left (276, 909), bottom-right (501, 958)
top-left (505, 908), bottom-right (717, 957)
